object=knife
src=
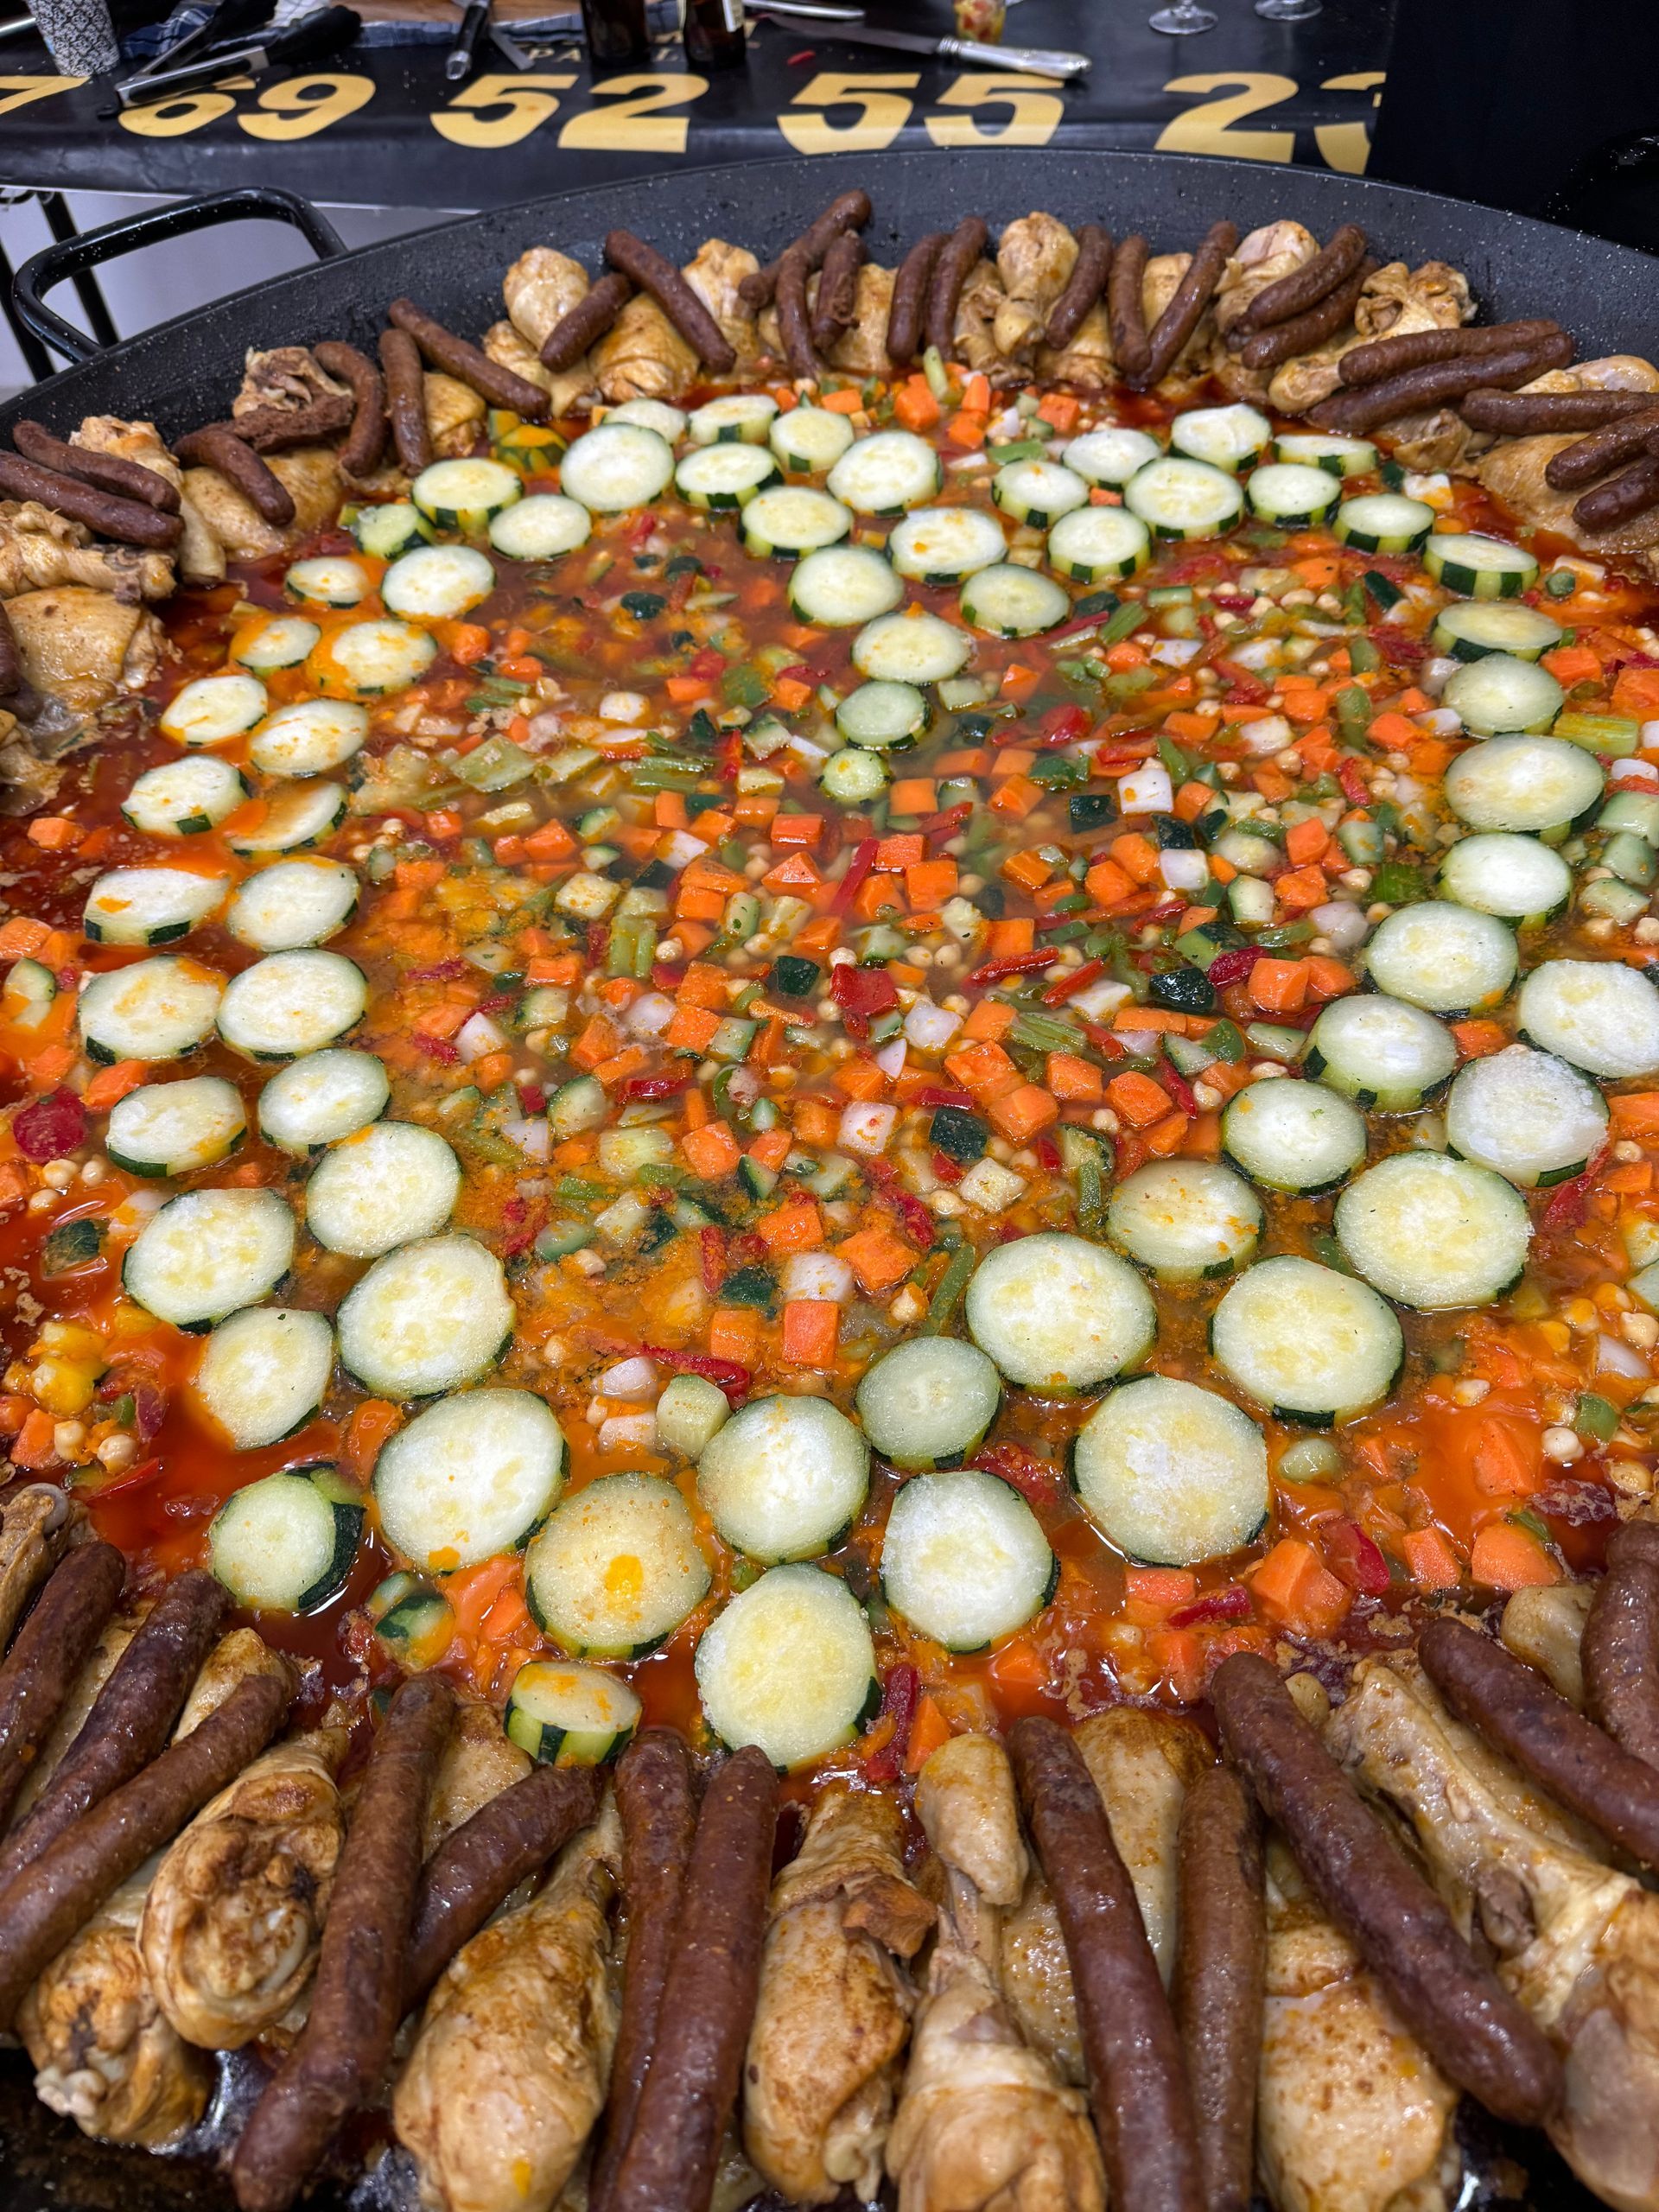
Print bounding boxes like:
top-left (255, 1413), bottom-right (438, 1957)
top-left (446, 0), bottom-right (492, 77)
top-left (116, 3), bottom-right (359, 105)
top-left (751, 14), bottom-right (1088, 74)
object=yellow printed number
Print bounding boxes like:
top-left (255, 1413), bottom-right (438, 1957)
top-left (777, 72), bottom-right (916, 156)
top-left (433, 73), bottom-right (575, 148)
top-left (558, 73), bottom-right (705, 154)
top-left (0, 75), bottom-right (81, 115)
top-left (1317, 71), bottom-right (1384, 176)
top-left (925, 72), bottom-right (1061, 149)
top-left (1155, 73), bottom-right (1298, 164)
top-left (239, 73), bottom-right (373, 141)
top-left (119, 74), bottom-right (251, 137)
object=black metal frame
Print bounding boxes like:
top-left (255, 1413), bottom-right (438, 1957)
top-left (0, 191), bottom-right (118, 382)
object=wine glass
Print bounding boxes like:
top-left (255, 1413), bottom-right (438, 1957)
top-left (1148, 0), bottom-right (1217, 31)
top-left (1255, 0), bottom-right (1321, 17)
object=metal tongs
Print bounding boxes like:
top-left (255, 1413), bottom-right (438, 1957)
top-left (115, 0), bottom-right (360, 106)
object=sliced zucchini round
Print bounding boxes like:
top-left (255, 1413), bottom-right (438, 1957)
top-left (769, 404), bottom-right (855, 474)
top-left (231, 614), bottom-right (321, 673)
top-left (226, 858), bottom-right (359, 951)
top-left (525, 1473), bottom-right (709, 1656)
top-left (1336, 1151), bottom-right (1531, 1309)
top-left (674, 442), bottom-right (780, 511)
top-left (194, 1306), bottom-right (334, 1449)
top-left (880, 1468), bottom-right (1053, 1649)
top-left (694, 1563), bottom-right (875, 1769)
top-left (257, 1048), bottom-right (389, 1154)
top-left (689, 393), bottom-right (778, 445)
top-left (1443, 734), bottom-right (1604, 836)
top-left (217, 950), bottom-right (367, 1060)
top-left (828, 430), bottom-right (943, 514)
top-left (374, 1387), bottom-right (565, 1570)
top-left (742, 485), bottom-right (852, 558)
top-left (1519, 958), bottom-right (1659, 1079)
top-left (966, 1230), bottom-right (1156, 1392)
top-left (309, 620), bottom-right (436, 699)
top-left (887, 505), bottom-right (1007, 584)
top-left (1169, 404), bottom-right (1271, 473)
top-left (351, 500), bottom-right (434, 560)
top-left (487, 493), bottom-right (591, 561)
top-left (382, 543), bottom-right (496, 622)
top-left (1074, 1376), bottom-right (1268, 1567)
top-left (789, 543), bottom-right (903, 627)
top-left (123, 754), bottom-right (249, 838)
top-left (851, 610), bottom-right (971, 685)
top-left (80, 957), bottom-right (223, 1065)
top-left (284, 555), bottom-right (368, 608)
top-left (836, 680), bottom-right (928, 750)
top-left (83, 866), bottom-right (227, 947)
top-left (105, 1074), bottom-right (246, 1179)
top-left (1064, 425), bottom-right (1162, 486)
top-left (1332, 493), bottom-right (1434, 554)
top-left (1268, 431), bottom-right (1376, 477)
top-left (226, 779), bottom-right (348, 856)
top-left (1221, 1077), bottom-right (1366, 1195)
top-left (821, 748), bottom-right (887, 803)
top-left (1443, 654), bottom-right (1564, 737)
top-left (124, 1185), bottom-right (296, 1328)
top-left (1247, 461), bottom-right (1338, 529)
top-left (992, 458), bottom-right (1088, 527)
top-left (696, 1392), bottom-right (868, 1561)
top-left (1438, 832), bottom-right (1571, 922)
top-left (366, 1572), bottom-right (454, 1669)
top-left (1432, 601), bottom-right (1563, 663)
top-left (1424, 531), bottom-right (1539, 599)
top-left (606, 398), bottom-right (686, 442)
top-left (1211, 1255), bottom-right (1403, 1424)
top-left (337, 1233), bottom-right (513, 1398)
top-left (208, 1465), bottom-right (361, 1614)
top-left (411, 456), bottom-right (524, 533)
top-left (1305, 993), bottom-right (1457, 1112)
top-left (1106, 1158), bottom-right (1262, 1282)
top-left (159, 672), bottom-right (267, 748)
top-left (959, 563), bottom-right (1070, 639)
top-left (304, 1120), bottom-right (461, 1256)
top-left (1363, 899), bottom-right (1517, 1014)
top-left (557, 423), bottom-right (674, 512)
top-left (505, 1658), bottom-right (640, 1766)
top-left (855, 1336), bottom-right (1001, 1469)
top-left (249, 698), bottom-right (368, 778)
top-left (1124, 456), bottom-right (1243, 540)
top-left (1046, 505), bottom-right (1151, 583)
top-left (1446, 1045), bottom-right (1609, 1188)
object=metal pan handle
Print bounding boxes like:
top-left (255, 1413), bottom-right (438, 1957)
top-left (12, 186), bottom-right (346, 367)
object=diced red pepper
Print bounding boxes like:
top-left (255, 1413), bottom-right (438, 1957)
top-left (517, 1081), bottom-right (547, 1115)
top-left (13, 1090), bottom-right (86, 1163)
top-left (965, 950), bottom-right (1054, 989)
top-left (831, 837), bottom-right (880, 916)
top-left (716, 730), bottom-right (742, 783)
top-left (1034, 1133), bottom-right (1063, 1173)
top-left (1323, 1519), bottom-right (1391, 1597)
top-left (1160, 1055), bottom-right (1198, 1118)
top-left (863, 1662), bottom-right (921, 1783)
top-left (1205, 945), bottom-right (1262, 988)
top-left (1544, 1173), bottom-right (1594, 1230)
top-left (405, 957), bottom-right (471, 984)
top-left (918, 802), bottom-right (974, 839)
top-left (687, 646), bottom-right (725, 681)
top-left (1041, 957), bottom-right (1104, 1006)
top-left (700, 1225), bottom-right (727, 1296)
top-left (916, 1086), bottom-right (975, 1109)
top-left (1037, 702), bottom-right (1091, 747)
top-left (501, 1199), bottom-right (547, 1259)
top-left (620, 1071), bottom-right (692, 1102)
top-left (638, 1343), bottom-right (752, 1400)
top-left (931, 1150), bottom-right (964, 1184)
top-left (1168, 1585), bottom-right (1252, 1629)
top-left (830, 963), bottom-right (899, 1018)
top-left (1212, 659), bottom-right (1268, 702)
top-left (1337, 757), bottom-right (1370, 808)
top-left (412, 1033), bottom-right (461, 1065)
top-left (973, 1440), bottom-right (1062, 1502)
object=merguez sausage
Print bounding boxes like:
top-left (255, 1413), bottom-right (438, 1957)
top-left (1134, 221), bottom-right (1239, 390)
top-left (1239, 222), bottom-right (1368, 332)
top-left (1308, 335), bottom-right (1576, 434)
top-left (602, 1745), bottom-right (777, 2212)
top-left (1575, 452), bottom-right (1659, 533)
top-left (1107, 233), bottom-right (1152, 385)
top-left (1584, 1519), bottom-right (1659, 1770)
top-left (313, 341), bottom-right (388, 479)
top-left (887, 232), bottom-right (948, 366)
top-left (1546, 406), bottom-right (1659, 490)
top-left (388, 297), bottom-right (551, 419)
top-left (1173, 1765), bottom-right (1263, 2212)
top-left (808, 228), bottom-right (865, 355)
top-left (0, 1567), bottom-right (226, 1898)
top-left (0, 1669), bottom-right (289, 2031)
top-left (741, 191), bottom-right (872, 312)
top-left (1211, 1652), bottom-right (1560, 2128)
top-left (0, 452), bottom-right (182, 549)
top-left (1009, 1716), bottom-right (1201, 2212)
top-left (601, 235), bottom-right (736, 374)
top-left (0, 1541), bottom-right (124, 1830)
top-left (1045, 225), bottom-right (1113, 351)
top-left (231, 1672), bottom-right (454, 2212)
top-left (12, 419), bottom-right (180, 512)
top-left (925, 218), bottom-right (988, 360)
top-left (589, 1729), bottom-right (700, 2212)
top-left (402, 1762), bottom-right (602, 2013)
top-left (1463, 387), bottom-right (1656, 436)
top-left (206, 395), bottom-right (354, 454)
top-left (1337, 318), bottom-right (1563, 387)
top-left (174, 429), bottom-right (296, 528)
top-left (776, 250), bottom-right (821, 383)
top-left (378, 328), bottom-right (433, 475)
top-left (540, 271), bottom-right (633, 372)
top-left (1236, 260), bottom-right (1376, 372)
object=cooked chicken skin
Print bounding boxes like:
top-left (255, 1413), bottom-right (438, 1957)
top-left (1503, 1582), bottom-right (1595, 1707)
top-left (181, 446), bottom-right (342, 561)
top-left (745, 1783), bottom-right (932, 2205)
top-left (1142, 253), bottom-right (1220, 381)
top-left (916, 1733), bottom-right (1027, 1910)
top-left (1038, 304), bottom-right (1114, 395)
top-left (73, 416), bottom-right (222, 586)
top-left (394, 1802), bottom-right (620, 2212)
top-left (0, 500), bottom-right (173, 603)
top-left (830, 264), bottom-right (896, 380)
top-left (3, 585), bottom-right (162, 714)
top-left (233, 345), bottom-right (342, 415)
top-left (1265, 260), bottom-right (1471, 417)
top-left (0, 1483), bottom-right (78, 1651)
top-left (424, 1700), bottom-right (533, 1855)
top-left (593, 295), bottom-right (698, 406)
top-left (1214, 223), bottom-right (1320, 338)
top-left (685, 239), bottom-right (763, 372)
top-left (955, 260), bottom-right (1022, 389)
top-left (177, 1626), bottom-right (295, 1737)
top-left (994, 215), bottom-right (1078, 368)
top-left (1474, 358), bottom-right (1659, 570)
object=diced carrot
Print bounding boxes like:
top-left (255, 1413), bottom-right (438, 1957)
top-left (1173, 779), bottom-right (1216, 822)
top-left (781, 1298), bottom-right (839, 1369)
top-left (771, 813), bottom-right (825, 849)
top-left (570, 1014), bottom-right (621, 1070)
top-left (1249, 766), bottom-right (1294, 801)
top-left (792, 1096), bottom-right (842, 1148)
top-left (1123, 1566), bottom-right (1198, 1610)
top-left (1144, 1109), bottom-right (1192, 1157)
top-left (989, 775), bottom-right (1041, 820)
top-left (10, 1408), bottom-right (59, 1470)
top-left (1293, 554), bottom-right (1340, 590)
top-left (1001, 847), bottom-right (1053, 893)
top-left (820, 385), bottom-right (866, 416)
top-left (674, 884), bottom-right (727, 923)
top-left (762, 853), bottom-right (822, 894)
top-left (445, 1555), bottom-right (519, 1637)
top-left (946, 410), bottom-right (988, 449)
top-left (1109, 1007), bottom-right (1192, 1035)
top-left (26, 817), bottom-right (81, 852)
top-left (1250, 1537), bottom-right (1351, 1637)
top-left (1104, 640), bottom-right (1146, 671)
top-left (988, 1084), bottom-right (1059, 1142)
top-left (836, 1056), bottom-right (887, 1102)
top-left (1452, 1018), bottom-right (1510, 1059)
top-left (771, 675), bottom-right (812, 713)
top-left (665, 673), bottom-right (712, 704)
top-left (893, 377), bottom-right (942, 432)
top-left (1303, 957), bottom-right (1356, 1001)
top-left (988, 1638), bottom-right (1048, 1690)
top-left (1471, 1415), bottom-right (1541, 1498)
top-left (1110, 832), bottom-right (1163, 886)
top-left (1084, 858), bottom-right (1137, 906)
top-left (1106, 1071), bottom-right (1173, 1128)
top-left (945, 1040), bottom-right (1020, 1101)
top-left (1249, 957), bottom-right (1310, 1013)
top-left (682, 1121), bottom-right (741, 1179)
top-left (341, 1397), bottom-right (402, 1482)
top-left (1605, 1161), bottom-right (1654, 1193)
top-left (1402, 1527), bottom-right (1462, 1590)
top-left (663, 1004), bottom-right (722, 1052)
top-left (836, 1226), bottom-right (917, 1295)
top-left (1047, 1052), bottom-right (1103, 1102)
top-left (1036, 391), bottom-right (1081, 435)
top-left (888, 779), bottom-right (938, 816)
top-left (1365, 711), bottom-right (1421, 751)
top-left (709, 1305), bottom-right (761, 1367)
top-left (448, 624), bottom-right (491, 666)
top-left (1285, 817), bottom-right (1331, 867)
top-left (987, 917), bottom-right (1035, 960)
top-left (1611, 1092), bottom-right (1659, 1137)
top-left (1541, 643), bottom-right (1602, 686)
top-left (471, 1051), bottom-right (513, 1094)
top-left (989, 747), bottom-right (1035, 779)
top-left (756, 1194), bottom-right (823, 1254)
top-left (593, 1046), bottom-right (647, 1088)
top-left (1147, 1627), bottom-right (1205, 1704)
top-left (0, 917), bottom-right (49, 959)
top-left (904, 1694), bottom-right (953, 1773)
top-left (1274, 866), bottom-right (1330, 912)
top-left (960, 999), bottom-right (1015, 1043)
top-left (523, 818), bottom-right (576, 860)
top-left (1612, 665), bottom-right (1659, 717)
top-left (1469, 1521), bottom-right (1560, 1590)
top-left (80, 1059), bottom-right (148, 1112)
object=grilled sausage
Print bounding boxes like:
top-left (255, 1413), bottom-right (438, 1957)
top-left (201, 395), bottom-right (355, 454)
top-left (1546, 406), bottom-right (1659, 489)
top-left (388, 297), bottom-right (550, 419)
top-left (1421, 1613), bottom-right (1659, 1866)
top-left (12, 418), bottom-right (180, 512)
top-left (1585, 1520), bottom-right (1659, 1770)
top-left (1235, 259), bottom-right (1376, 372)
top-left (0, 452), bottom-right (182, 549)
top-left (540, 270), bottom-right (633, 372)
top-left (402, 1762), bottom-right (603, 2013)
top-left (1337, 318), bottom-right (1563, 387)
top-left (808, 228), bottom-right (865, 354)
top-left (0, 600), bottom-right (40, 715)
top-left (1308, 335), bottom-right (1576, 435)
top-left (1174, 1765), bottom-right (1263, 2212)
top-left (1107, 233), bottom-right (1152, 385)
top-left (589, 1729), bottom-right (700, 2212)
top-left (313, 341), bottom-right (388, 479)
top-left (0, 1568), bottom-right (226, 1898)
top-left (0, 1542), bottom-right (124, 1831)
top-left (925, 217), bottom-right (989, 359)
top-left (0, 1669), bottom-right (289, 2031)
top-left (1239, 222), bottom-right (1368, 332)
top-left (775, 249), bottom-right (821, 382)
top-left (1044, 224), bottom-right (1113, 351)
top-left (1463, 387), bottom-right (1657, 436)
top-left (1009, 1715), bottom-right (1201, 2212)
top-left (1211, 1653), bottom-right (1560, 2128)
top-left (601, 233), bottom-right (736, 373)
top-left (602, 1745), bottom-right (777, 2212)
top-left (231, 1673), bottom-right (454, 2212)
top-left (887, 232), bottom-right (949, 366)
top-left (378, 327), bottom-right (433, 475)
top-left (1575, 451), bottom-right (1659, 533)
top-left (741, 191), bottom-right (872, 311)
top-left (1134, 221), bottom-right (1238, 389)
top-left (173, 428), bottom-right (296, 527)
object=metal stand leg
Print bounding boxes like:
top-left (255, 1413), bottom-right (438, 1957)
top-left (41, 194), bottom-right (119, 353)
top-left (0, 232), bottom-right (57, 383)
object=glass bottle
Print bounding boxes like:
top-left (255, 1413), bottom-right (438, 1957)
top-left (683, 0), bottom-right (746, 70)
top-left (580, 0), bottom-right (650, 71)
